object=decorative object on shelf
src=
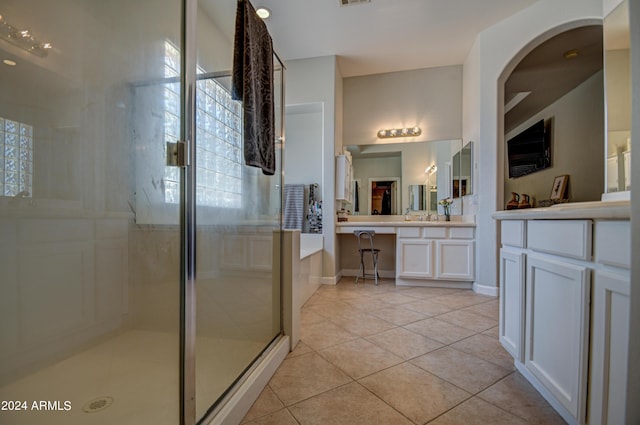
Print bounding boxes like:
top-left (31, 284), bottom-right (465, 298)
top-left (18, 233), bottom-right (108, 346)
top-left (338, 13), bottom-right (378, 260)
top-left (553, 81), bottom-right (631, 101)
top-left (439, 197), bottom-right (453, 221)
top-left (377, 126), bottom-right (421, 139)
top-left (550, 174), bottom-right (569, 200)
top-left (507, 192), bottom-right (520, 210)
top-left (538, 198), bottom-right (569, 207)
top-left (337, 209), bottom-right (349, 222)
top-left (518, 194), bottom-right (531, 208)
top-left (306, 183), bottom-right (322, 233)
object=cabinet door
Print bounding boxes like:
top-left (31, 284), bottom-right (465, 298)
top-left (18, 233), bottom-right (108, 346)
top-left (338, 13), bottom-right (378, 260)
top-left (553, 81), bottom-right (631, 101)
top-left (589, 270), bottom-right (630, 425)
top-left (396, 239), bottom-right (434, 278)
top-left (436, 240), bottom-right (474, 280)
top-left (525, 255), bottom-right (590, 423)
top-left (499, 248), bottom-right (525, 362)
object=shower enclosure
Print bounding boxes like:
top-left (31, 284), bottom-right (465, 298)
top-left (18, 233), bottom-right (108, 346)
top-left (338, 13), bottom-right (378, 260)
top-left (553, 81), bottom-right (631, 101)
top-left (0, 1), bottom-right (285, 424)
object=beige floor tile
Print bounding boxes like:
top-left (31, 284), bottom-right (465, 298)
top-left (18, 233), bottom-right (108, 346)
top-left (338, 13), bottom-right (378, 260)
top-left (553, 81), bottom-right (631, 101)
top-left (302, 299), bottom-right (354, 318)
top-left (478, 373), bottom-right (567, 425)
top-left (342, 296), bottom-right (392, 312)
top-left (403, 318), bottom-right (477, 345)
top-left (328, 311), bottom-right (397, 337)
top-left (428, 396), bottom-right (529, 425)
top-left (369, 292), bottom-right (417, 305)
top-left (360, 363), bottom-right (470, 424)
top-left (435, 309), bottom-right (498, 332)
top-left (430, 292), bottom-right (495, 309)
top-left (482, 326), bottom-right (500, 338)
top-left (318, 338), bottom-right (403, 379)
top-left (450, 334), bottom-right (515, 371)
top-left (411, 347), bottom-right (512, 393)
top-left (268, 352), bottom-right (352, 405)
top-left (403, 299), bottom-right (456, 316)
top-left (241, 408), bottom-right (299, 425)
top-left (300, 320), bottom-right (358, 350)
top-left (367, 305), bottom-right (428, 326)
top-left (300, 309), bottom-right (326, 327)
top-left (288, 382), bottom-right (414, 425)
top-left (395, 286), bottom-right (465, 299)
top-left (288, 340), bottom-right (313, 358)
top-left (366, 327), bottom-right (443, 360)
top-left (461, 299), bottom-right (500, 319)
top-left (241, 386), bottom-right (284, 423)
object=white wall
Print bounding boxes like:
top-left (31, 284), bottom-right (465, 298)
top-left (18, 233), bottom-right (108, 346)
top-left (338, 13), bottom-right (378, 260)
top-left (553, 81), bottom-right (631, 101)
top-left (626, 0), bottom-right (639, 421)
top-left (462, 0), bottom-right (603, 291)
top-left (284, 104), bottom-right (324, 191)
top-left (285, 56), bottom-right (341, 281)
top-left (343, 66), bottom-right (463, 145)
top-left (504, 71), bottom-right (604, 204)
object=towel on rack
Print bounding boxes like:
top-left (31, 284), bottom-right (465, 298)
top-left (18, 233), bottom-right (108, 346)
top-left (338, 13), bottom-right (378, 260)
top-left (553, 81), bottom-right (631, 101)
top-left (232, 0), bottom-right (275, 175)
top-left (283, 184), bottom-right (305, 230)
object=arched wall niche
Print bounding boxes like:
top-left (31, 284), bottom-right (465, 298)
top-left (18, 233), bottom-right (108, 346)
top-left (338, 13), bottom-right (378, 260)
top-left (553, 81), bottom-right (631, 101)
top-left (496, 18), bottom-right (604, 209)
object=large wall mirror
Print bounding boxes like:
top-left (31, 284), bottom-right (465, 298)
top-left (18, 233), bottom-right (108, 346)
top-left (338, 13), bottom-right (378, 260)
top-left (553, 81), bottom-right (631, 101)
top-left (346, 139), bottom-right (461, 216)
top-left (604, 0), bottom-right (631, 195)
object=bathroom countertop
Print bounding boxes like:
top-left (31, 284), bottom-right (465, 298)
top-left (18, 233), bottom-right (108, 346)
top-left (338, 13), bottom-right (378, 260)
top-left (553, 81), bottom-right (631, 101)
top-left (492, 200), bottom-right (630, 220)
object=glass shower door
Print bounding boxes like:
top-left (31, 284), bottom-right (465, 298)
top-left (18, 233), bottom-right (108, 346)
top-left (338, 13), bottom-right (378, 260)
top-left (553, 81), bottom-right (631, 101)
top-left (193, 2), bottom-right (284, 419)
top-left (0, 0), bottom-right (183, 424)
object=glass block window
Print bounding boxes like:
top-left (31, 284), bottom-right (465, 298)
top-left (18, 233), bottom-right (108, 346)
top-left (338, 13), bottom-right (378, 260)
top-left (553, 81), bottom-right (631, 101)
top-left (1, 117), bottom-right (33, 197)
top-left (163, 41), bottom-right (243, 208)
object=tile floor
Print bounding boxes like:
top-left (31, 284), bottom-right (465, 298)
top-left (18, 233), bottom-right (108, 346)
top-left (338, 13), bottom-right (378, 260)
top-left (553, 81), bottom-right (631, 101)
top-left (241, 279), bottom-right (567, 425)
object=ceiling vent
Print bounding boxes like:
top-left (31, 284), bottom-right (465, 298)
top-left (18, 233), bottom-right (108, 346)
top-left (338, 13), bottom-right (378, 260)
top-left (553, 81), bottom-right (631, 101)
top-left (340, 0), bottom-right (371, 7)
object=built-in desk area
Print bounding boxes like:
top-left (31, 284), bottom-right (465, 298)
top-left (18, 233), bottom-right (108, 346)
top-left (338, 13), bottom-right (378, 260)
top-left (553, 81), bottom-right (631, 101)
top-left (337, 217), bottom-right (476, 288)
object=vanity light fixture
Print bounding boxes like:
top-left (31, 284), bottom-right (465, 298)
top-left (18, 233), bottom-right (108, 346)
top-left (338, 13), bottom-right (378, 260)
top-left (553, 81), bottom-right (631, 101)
top-left (377, 126), bottom-right (421, 139)
top-left (425, 164), bottom-right (437, 175)
top-left (563, 49), bottom-right (579, 60)
top-left (0, 15), bottom-right (53, 58)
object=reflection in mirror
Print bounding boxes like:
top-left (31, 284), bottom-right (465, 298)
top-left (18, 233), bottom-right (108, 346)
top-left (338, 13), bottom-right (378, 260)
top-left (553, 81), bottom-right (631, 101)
top-left (408, 185), bottom-right (427, 211)
top-left (452, 141), bottom-right (473, 198)
top-left (346, 139), bottom-right (461, 215)
top-left (604, 0), bottom-right (631, 194)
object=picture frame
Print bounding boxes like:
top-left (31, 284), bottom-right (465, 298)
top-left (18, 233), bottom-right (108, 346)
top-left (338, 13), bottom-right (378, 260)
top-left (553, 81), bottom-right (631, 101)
top-left (550, 174), bottom-right (569, 200)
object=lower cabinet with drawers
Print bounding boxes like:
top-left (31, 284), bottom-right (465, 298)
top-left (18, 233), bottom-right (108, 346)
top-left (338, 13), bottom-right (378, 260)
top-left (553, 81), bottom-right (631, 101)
top-left (498, 218), bottom-right (630, 425)
top-left (396, 225), bottom-right (475, 287)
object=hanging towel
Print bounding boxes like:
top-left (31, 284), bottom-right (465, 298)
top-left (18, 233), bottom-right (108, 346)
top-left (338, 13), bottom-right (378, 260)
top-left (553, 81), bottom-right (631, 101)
top-left (232, 0), bottom-right (275, 175)
top-left (283, 184), bottom-right (305, 230)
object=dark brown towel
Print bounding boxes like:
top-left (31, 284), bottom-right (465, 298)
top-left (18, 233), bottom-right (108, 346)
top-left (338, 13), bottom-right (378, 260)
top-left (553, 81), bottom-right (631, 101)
top-left (232, 0), bottom-right (275, 175)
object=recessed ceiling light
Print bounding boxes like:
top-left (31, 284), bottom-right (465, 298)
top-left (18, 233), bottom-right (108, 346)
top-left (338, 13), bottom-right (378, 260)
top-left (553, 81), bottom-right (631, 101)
top-left (564, 49), bottom-right (579, 60)
top-left (3, 59), bottom-right (17, 66)
top-left (256, 7), bottom-right (271, 19)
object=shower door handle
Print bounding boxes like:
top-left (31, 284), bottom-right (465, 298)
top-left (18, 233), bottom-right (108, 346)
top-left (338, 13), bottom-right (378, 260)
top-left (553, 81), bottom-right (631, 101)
top-left (167, 140), bottom-right (188, 167)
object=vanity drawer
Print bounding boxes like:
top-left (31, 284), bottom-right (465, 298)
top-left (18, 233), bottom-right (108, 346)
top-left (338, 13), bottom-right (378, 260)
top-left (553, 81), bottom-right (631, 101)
top-left (501, 220), bottom-right (525, 248)
top-left (449, 227), bottom-right (474, 239)
top-left (423, 227), bottom-right (447, 239)
top-left (527, 220), bottom-right (592, 261)
top-left (397, 227), bottom-right (421, 238)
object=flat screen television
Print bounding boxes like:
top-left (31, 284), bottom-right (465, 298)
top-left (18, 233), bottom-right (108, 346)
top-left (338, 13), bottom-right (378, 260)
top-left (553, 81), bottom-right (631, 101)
top-left (507, 119), bottom-right (551, 178)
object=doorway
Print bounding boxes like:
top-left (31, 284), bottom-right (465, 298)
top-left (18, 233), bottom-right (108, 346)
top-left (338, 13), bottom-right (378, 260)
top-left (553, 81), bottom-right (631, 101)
top-left (368, 178), bottom-right (400, 215)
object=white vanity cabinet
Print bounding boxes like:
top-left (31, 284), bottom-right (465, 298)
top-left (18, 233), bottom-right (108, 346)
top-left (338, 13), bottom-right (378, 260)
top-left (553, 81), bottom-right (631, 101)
top-left (396, 225), bottom-right (474, 286)
top-left (335, 154), bottom-right (353, 202)
top-left (499, 220), bottom-right (526, 362)
top-left (589, 221), bottom-right (631, 425)
top-left (497, 215), bottom-right (630, 425)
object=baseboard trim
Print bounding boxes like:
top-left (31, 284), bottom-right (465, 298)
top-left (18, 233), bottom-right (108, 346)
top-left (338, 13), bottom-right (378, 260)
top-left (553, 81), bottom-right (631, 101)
top-left (340, 268), bottom-right (395, 279)
top-left (204, 335), bottom-right (290, 425)
top-left (473, 282), bottom-right (499, 297)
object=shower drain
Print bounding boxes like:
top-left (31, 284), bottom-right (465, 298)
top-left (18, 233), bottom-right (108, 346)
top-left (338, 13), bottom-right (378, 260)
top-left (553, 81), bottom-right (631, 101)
top-left (82, 396), bottom-right (114, 413)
